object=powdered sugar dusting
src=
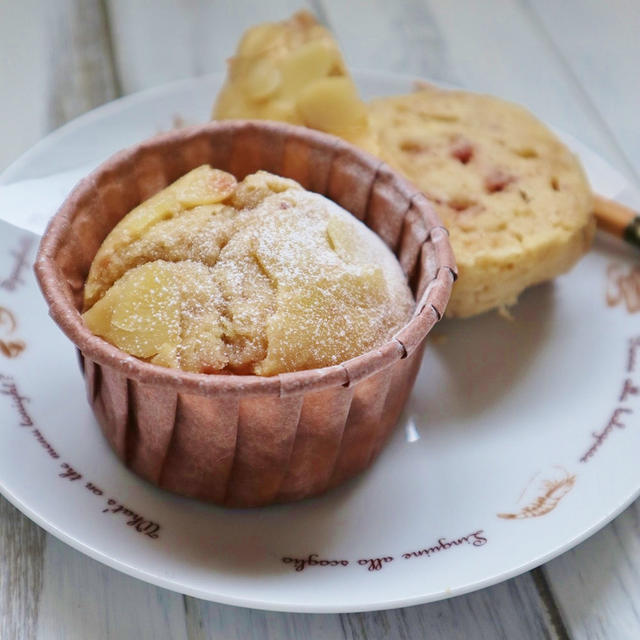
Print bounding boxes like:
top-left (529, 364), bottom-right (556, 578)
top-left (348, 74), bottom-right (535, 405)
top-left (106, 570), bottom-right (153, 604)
top-left (83, 168), bottom-right (414, 375)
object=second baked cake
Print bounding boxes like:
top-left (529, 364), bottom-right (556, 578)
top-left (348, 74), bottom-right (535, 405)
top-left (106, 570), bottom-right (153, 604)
top-left (369, 86), bottom-right (594, 317)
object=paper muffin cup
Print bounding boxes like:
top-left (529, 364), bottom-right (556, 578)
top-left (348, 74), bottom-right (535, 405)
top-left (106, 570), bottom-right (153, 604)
top-left (35, 120), bottom-right (456, 507)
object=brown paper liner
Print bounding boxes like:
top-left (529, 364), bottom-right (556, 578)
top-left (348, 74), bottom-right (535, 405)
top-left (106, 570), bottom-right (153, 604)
top-left (35, 121), bottom-right (456, 507)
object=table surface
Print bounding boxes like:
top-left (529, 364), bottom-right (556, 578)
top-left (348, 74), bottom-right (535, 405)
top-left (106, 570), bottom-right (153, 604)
top-left (1, 1), bottom-right (639, 638)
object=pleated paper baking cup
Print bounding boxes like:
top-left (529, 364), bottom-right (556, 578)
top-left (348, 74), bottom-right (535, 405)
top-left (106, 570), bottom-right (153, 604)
top-left (35, 121), bottom-right (456, 507)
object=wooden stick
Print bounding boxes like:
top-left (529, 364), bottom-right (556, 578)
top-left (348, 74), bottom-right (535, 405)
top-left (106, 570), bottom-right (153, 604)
top-left (594, 194), bottom-right (640, 249)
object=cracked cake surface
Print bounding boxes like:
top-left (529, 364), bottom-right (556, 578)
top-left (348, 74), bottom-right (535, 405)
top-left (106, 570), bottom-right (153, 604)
top-left (82, 166), bottom-right (414, 375)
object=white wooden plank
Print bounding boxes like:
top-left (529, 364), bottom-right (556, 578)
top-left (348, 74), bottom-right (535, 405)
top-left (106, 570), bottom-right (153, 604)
top-left (342, 574), bottom-right (562, 639)
top-left (185, 598), bottom-right (346, 640)
top-left (320, 0), bottom-right (636, 182)
top-left (0, 0), bottom-right (51, 171)
top-left (526, 0), bottom-right (640, 179)
top-left (35, 537), bottom-right (188, 640)
top-left (543, 500), bottom-right (640, 640)
top-left (106, 0), bottom-right (313, 94)
top-left (45, 0), bottom-right (119, 128)
top-left (318, 0), bottom-right (455, 82)
top-left (0, 497), bottom-right (46, 640)
top-left (186, 573), bottom-right (561, 639)
top-left (0, 0), bottom-right (119, 173)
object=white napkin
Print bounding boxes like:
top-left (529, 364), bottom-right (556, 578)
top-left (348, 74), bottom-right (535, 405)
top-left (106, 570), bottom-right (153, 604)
top-left (0, 165), bottom-right (95, 236)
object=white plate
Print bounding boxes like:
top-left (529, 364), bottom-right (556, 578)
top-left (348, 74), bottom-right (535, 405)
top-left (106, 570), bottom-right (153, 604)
top-left (1, 72), bottom-right (640, 613)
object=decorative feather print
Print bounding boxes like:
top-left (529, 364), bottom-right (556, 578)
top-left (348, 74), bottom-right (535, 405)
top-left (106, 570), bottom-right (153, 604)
top-left (498, 466), bottom-right (576, 520)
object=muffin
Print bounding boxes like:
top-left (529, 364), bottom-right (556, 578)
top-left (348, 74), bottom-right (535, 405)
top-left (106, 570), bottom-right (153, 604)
top-left (368, 87), bottom-right (594, 317)
top-left (212, 13), bottom-right (595, 318)
top-left (35, 121), bottom-right (455, 507)
top-left (82, 166), bottom-right (415, 375)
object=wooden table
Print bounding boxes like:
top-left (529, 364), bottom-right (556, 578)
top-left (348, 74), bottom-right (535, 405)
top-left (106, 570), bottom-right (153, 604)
top-left (1, 1), bottom-right (639, 638)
